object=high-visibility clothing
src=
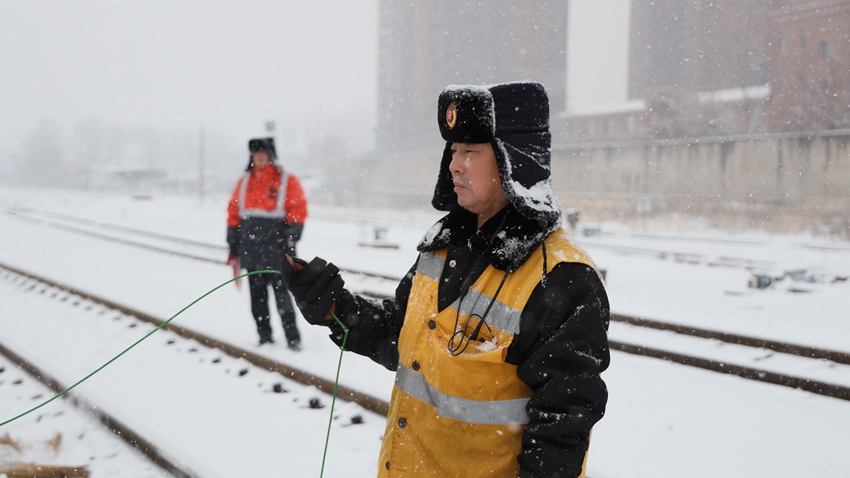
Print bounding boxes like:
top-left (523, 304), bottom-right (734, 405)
top-left (227, 163), bottom-right (307, 227)
top-left (226, 163), bottom-right (307, 270)
top-left (378, 227), bottom-right (595, 478)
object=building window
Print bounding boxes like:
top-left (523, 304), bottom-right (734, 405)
top-left (747, 104), bottom-right (762, 129)
top-left (779, 34), bottom-right (786, 53)
top-left (625, 116), bottom-right (635, 135)
top-left (605, 118), bottom-right (615, 135)
top-left (585, 120), bottom-right (596, 137)
top-left (801, 30), bottom-right (808, 49)
top-left (821, 41), bottom-right (833, 58)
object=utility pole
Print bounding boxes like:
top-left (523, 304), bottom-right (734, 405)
top-left (199, 122), bottom-right (205, 204)
top-left (265, 120), bottom-right (276, 166)
top-left (265, 119), bottom-right (275, 152)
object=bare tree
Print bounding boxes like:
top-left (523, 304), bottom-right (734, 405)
top-left (14, 120), bottom-right (67, 188)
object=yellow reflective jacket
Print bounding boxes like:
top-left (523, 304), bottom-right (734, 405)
top-left (377, 227), bottom-right (596, 478)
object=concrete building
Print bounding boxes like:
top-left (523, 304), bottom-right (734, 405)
top-left (357, 1), bottom-right (850, 237)
top-left (555, 0), bottom-right (778, 144)
top-left (627, 0), bottom-right (776, 101)
top-left (553, 85), bottom-right (772, 145)
top-left (557, 0), bottom-right (850, 144)
top-left (377, 0), bottom-right (569, 153)
top-left (767, 0), bottom-right (850, 132)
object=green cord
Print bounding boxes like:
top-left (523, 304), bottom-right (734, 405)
top-left (320, 310), bottom-right (349, 478)
top-left (1, 270), bottom-right (269, 428)
top-left (0, 268), bottom-right (350, 478)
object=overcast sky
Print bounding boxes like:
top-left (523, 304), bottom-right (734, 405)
top-left (0, 0), bottom-right (629, 161)
top-left (568, 0), bottom-right (631, 112)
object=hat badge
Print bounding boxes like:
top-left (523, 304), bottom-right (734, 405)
top-left (446, 103), bottom-right (457, 129)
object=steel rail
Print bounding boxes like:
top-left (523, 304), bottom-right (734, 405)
top-left (2, 208), bottom-right (400, 281)
top-left (610, 314), bottom-right (850, 366)
top-left (5, 209), bottom-right (850, 401)
top-left (3, 209), bottom-right (223, 265)
top-left (0, 340), bottom-right (203, 478)
top-left (3, 260), bottom-right (850, 403)
top-left (0, 261), bottom-right (390, 416)
top-left (609, 341), bottom-right (850, 401)
top-left (35, 208), bottom-right (224, 251)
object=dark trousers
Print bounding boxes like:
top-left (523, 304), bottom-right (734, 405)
top-left (247, 272), bottom-right (301, 345)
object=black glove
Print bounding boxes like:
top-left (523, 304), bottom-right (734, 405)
top-left (284, 223), bottom-right (304, 242)
top-left (226, 226), bottom-right (239, 257)
top-left (282, 256), bottom-right (344, 326)
top-left (282, 223), bottom-right (303, 257)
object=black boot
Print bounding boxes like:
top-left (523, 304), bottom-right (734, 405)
top-left (259, 336), bottom-right (275, 346)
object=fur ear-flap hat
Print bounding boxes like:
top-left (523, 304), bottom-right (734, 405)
top-left (432, 81), bottom-right (561, 229)
top-left (246, 137), bottom-right (278, 171)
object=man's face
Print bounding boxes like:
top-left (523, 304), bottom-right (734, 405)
top-left (449, 142), bottom-right (509, 225)
top-left (252, 151), bottom-right (271, 169)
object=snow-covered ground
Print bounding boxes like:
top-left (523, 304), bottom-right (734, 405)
top-left (0, 274), bottom-right (384, 477)
top-left (0, 353), bottom-right (167, 477)
top-left (1, 186), bottom-right (849, 477)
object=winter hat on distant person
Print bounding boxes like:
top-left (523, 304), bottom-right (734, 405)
top-left (432, 81), bottom-right (561, 229)
top-left (246, 137), bottom-right (278, 170)
top-left (248, 137), bottom-right (277, 160)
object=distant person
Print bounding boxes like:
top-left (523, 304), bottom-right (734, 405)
top-left (226, 137), bottom-right (307, 350)
top-left (282, 82), bottom-right (610, 477)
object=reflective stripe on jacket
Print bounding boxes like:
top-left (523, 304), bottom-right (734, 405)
top-left (378, 227), bottom-right (595, 478)
top-left (239, 169), bottom-right (289, 219)
top-left (226, 164), bottom-right (307, 227)
top-left (226, 164), bottom-right (307, 270)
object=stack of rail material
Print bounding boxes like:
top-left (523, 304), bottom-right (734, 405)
top-left (0, 463), bottom-right (90, 477)
top-left (0, 433), bottom-right (89, 478)
top-left (358, 225), bottom-right (400, 249)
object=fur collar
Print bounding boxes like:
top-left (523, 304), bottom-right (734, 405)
top-left (417, 205), bottom-right (561, 272)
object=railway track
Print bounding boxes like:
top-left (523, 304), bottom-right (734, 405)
top-left (1, 206), bottom-right (399, 283)
top-left (2, 253), bottom-right (849, 405)
top-left (0, 265), bottom-right (386, 477)
top-left (0, 352), bottom-right (181, 477)
top-left (3, 206), bottom-right (850, 403)
top-left (0, 205), bottom-right (781, 273)
top-left (0, 261), bottom-right (389, 416)
top-left (0, 337), bottom-right (197, 478)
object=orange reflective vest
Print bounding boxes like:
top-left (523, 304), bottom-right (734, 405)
top-left (227, 164), bottom-right (307, 228)
top-left (378, 227), bottom-right (596, 478)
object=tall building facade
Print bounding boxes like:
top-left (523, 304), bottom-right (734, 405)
top-left (628, 0), bottom-right (779, 101)
top-left (377, 0), bottom-right (569, 153)
top-left (767, 0), bottom-right (850, 131)
top-left (555, 0), bottom-right (850, 144)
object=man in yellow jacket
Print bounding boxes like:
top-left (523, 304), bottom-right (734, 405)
top-left (283, 82), bottom-right (610, 478)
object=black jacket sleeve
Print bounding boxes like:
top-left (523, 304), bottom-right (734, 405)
top-left (505, 262), bottom-right (610, 478)
top-left (226, 226), bottom-right (239, 257)
top-left (284, 222), bottom-right (303, 242)
top-left (282, 222), bottom-right (303, 257)
top-left (322, 260), bottom-right (417, 370)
